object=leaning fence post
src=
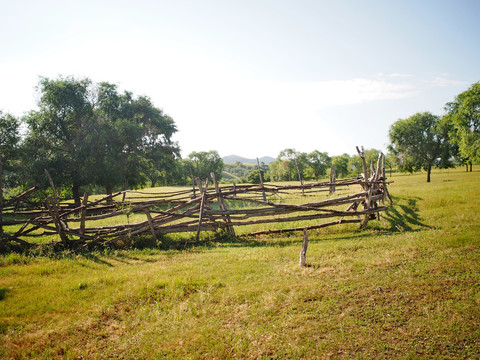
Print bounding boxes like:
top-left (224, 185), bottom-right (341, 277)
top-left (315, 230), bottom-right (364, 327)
top-left (256, 158), bottom-right (267, 201)
top-left (79, 192), bottom-right (89, 236)
top-left (299, 228), bottom-right (309, 267)
top-left (211, 172), bottom-right (235, 236)
top-left (195, 178), bottom-right (209, 243)
top-left (144, 208), bottom-right (158, 242)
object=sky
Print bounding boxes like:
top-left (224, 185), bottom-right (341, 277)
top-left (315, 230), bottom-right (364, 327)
top-left (1, 0), bottom-right (479, 159)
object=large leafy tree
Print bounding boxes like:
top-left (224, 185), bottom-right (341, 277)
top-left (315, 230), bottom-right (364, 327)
top-left (0, 111), bottom-right (20, 234)
top-left (269, 148), bottom-right (301, 182)
top-left (306, 150), bottom-right (331, 180)
top-left (331, 153), bottom-right (350, 178)
top-left (24, 77), bottom-right (180, 205)
top-left (94, 83), bottom-right (179, 193)
top-left (0, 111), bottom-right (20, 183)
top-left (444, 82), bottom-right (480, 169)
top-left (23, 76), bottom-right (96, 206)
top-left (184, 150), bottom-right (224, 182)
top-left (388, 112), bottom-right (455, 182)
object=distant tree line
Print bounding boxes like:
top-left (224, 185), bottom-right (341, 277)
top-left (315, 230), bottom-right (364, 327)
top-left (1, 77), bottom-right (479, 204)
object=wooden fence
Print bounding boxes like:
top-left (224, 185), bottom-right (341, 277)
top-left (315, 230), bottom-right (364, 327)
top-left (0, 147), bottom-right (392, 249)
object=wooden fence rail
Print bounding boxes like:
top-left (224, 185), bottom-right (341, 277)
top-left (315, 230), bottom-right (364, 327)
top-left (0, 149), bottom-right (392, 249)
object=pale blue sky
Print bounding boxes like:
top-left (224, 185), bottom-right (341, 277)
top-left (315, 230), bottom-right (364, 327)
top-left (1, 0), bottom-right (479, 158)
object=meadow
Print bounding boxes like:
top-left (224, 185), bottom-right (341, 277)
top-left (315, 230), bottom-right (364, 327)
top-left (0, 167), bottom-right (479, 359)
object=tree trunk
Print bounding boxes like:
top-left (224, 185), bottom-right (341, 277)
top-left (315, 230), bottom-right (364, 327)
top-left (72, 182), bottom-right (81, 208)
top-left (466, 164), bottom-right (469, 172)
top-left (426, 164), bottom-right (431, 182)
top-left (105, 185), bottom-right (114, 205)
top-left (470, 162), bottom-right (473, 172)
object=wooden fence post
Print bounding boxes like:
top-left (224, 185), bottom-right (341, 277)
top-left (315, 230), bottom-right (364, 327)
top-left (79, 193), bottom-right (89, 236)
top-left (299, 228), bottom-right (308, 266)
top-left (45, 196), bottom-right (69, 243)
top-left (256, 158), bottom-right (267, 201)
top-left (144, 208), bottom-right (158, 241)
top-left (196, 178), bottom-right (209, 243)
top-left (211, 173), bottom-right (235, 236)
top-left (329, 166), bottom-right (336, 195)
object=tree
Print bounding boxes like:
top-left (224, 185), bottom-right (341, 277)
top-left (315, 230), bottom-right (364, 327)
top-left (268, 148), bottom-right (304, 182)
top-left (23, 76), bottom-right (96, 207)
top-left (24, 77), bottom-right (180, 205)
top-left (0, 111), bottom-right (20, 181)
top-left (246, 168), bottom-right (270, 184)
top-left (184, 151), bottom-right (224, 182)
top-left (94, 83), bottom-right (179, 192)
top-left (348, 148), bottom-right (382, 177)
top-left (388, 112), bottom-right (455, 182)
top-left (331, 153), bottom-right (350, 178)
top-left (0, 111), bottom-right (21, 235)
top-left (306, 151), bottom-right (331, 180)
top-left (444, 82), bottom-right (480, 170)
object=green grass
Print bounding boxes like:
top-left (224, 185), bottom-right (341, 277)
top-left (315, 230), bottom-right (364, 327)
top-left (1, 167), bottom-right (479, 358)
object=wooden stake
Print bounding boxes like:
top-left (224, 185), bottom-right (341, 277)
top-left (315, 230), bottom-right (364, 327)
top-left (79, 193), bottom-right (89, 236)
top-left (45, 197), bottom-right (69, 243)
top-left (299, 228), bottom-right (308, 266)
top-left (196, 178), bottom-right (209, 242)
top-left (144, 208), bottom-right (158, 241)
top-left (44, 169), bottom-right (60, 207)
top-left (211, 173), bottom-right (235, 236)
top-left (256, 158), bottom-right (267, 201)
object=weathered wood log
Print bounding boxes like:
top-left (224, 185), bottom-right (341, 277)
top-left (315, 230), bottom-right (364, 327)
top-left (144, 208), bottom-right (158, 241)
top-left (45, 197), bottom-right (69, 243)
top-left (248, 218), bottom-right (362, 236)
top-left (79, 193), bottom-right (89, 236)
top-left (211, 172), bottom-right (235, 236)
top-left (2, 186), bottom-right (39, 209)
top-left (256, 158), bottom-right (267, 201)
top-left (196, 178), bottom-right (209, 242)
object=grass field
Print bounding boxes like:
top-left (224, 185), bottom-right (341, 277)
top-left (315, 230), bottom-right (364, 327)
top-left (1, 167), bottom-right (479, 359)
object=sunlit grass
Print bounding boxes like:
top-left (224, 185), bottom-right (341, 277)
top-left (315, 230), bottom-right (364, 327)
top-left (1, 166), bottom-right (479, 358)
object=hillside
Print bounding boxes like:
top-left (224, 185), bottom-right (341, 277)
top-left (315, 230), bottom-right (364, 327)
top-left (222, 155), bottom-right (275, 164)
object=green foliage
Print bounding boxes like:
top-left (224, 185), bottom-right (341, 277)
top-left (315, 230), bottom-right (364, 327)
top-left (444, 81), bottom-right (480, 164)
top-left (306, 150), bottom-right (331, 180)
top-left (223, 162), bottom-right (257, 181)
top-left (184, 150), bottom-right (224, 182)
top-left (0, 111), bottom-right (20, 161)
top-left (246, 168), bottom-right (270, 184)
top-left (348, 148), bottom-right (382, 177)
top-left (331, 153), bottom-right (350, 178)
top-left (0, 111), bottom-right (20, 187)
top-left (388, 112), bottom-right (455, 182)
top-left (94, 82), bottom-right (180, 192)
top-left (22, 76), bottom-right (99, 205)
top-left (20, 77), bottom-right (180, 203)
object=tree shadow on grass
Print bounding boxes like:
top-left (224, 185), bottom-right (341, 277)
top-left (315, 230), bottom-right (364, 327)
top-left (381, 195), bottom-right (431, 232)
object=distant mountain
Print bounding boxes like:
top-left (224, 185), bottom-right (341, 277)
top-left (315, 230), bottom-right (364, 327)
top-left (223, 155), bottom-right (275, 164)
